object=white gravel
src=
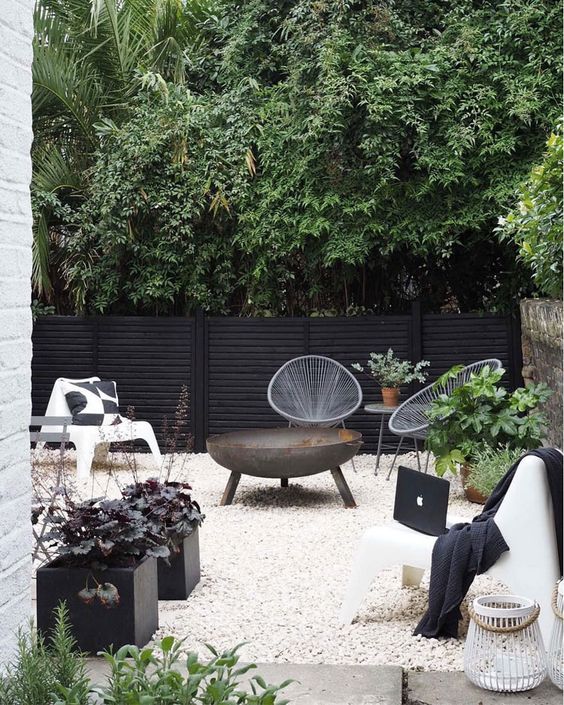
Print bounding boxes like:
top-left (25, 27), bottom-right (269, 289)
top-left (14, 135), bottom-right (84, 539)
top-left (34, 449), bottom-right (508, 671)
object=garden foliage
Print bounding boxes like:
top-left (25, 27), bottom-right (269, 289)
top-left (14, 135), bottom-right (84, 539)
top-left (498, 123), bottom-right (563, 299)
top-left (33, 0), bottom-right (562, 314)
top-left (0, 608), bottom-right (291, 705)
top-left (426, 365), bottom-right (551, 476)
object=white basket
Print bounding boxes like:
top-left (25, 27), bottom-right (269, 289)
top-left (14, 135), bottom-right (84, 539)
top-left (548, 580), bottom-right (564, 690)
top-left (464, 594), bottom-right (547, 692)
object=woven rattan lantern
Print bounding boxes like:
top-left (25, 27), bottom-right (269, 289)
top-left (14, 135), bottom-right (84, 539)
top-left (548, 580), bottom-right (564, 689)
top-left (464, 595), bottom-right (547, 692)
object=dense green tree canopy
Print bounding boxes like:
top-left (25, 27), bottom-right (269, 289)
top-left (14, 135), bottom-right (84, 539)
top-left (33, 0), bottom-right (563, 315)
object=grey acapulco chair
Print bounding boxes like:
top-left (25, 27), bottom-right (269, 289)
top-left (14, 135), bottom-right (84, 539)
top-left (267, 355), bottom-right (363, 471)
top-left (386, 358), bottom-right (503, 480)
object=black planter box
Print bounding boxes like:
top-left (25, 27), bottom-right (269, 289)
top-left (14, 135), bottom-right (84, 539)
top-left (36, 556), bottom-right (158, 654)
top-left (158, 528), bottom-right (201, 600)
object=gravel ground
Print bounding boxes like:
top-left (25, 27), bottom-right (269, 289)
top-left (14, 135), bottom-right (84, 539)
top-left (34, 449), bottom-right (508, 671)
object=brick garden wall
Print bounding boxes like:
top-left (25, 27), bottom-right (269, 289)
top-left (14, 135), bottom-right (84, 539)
top-left (521, 299), bottom-right (563, 448)
top-left (0, 0), bottom-right (34, 665)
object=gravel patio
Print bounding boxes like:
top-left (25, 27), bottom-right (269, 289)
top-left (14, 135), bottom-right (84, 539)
top-left (31, 448), bottom-right (511, 672)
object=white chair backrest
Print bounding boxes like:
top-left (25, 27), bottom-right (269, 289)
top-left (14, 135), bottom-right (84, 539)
top-left (493, 454), bottom-right (559, 565)
top-left (490, 453), bottom-right (561, 642)
top-left (41, 376), bottom-right (101, 435)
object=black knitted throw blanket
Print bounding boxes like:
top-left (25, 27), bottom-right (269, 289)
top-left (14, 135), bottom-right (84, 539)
top-left (414, 447), bottom-right (563, 639)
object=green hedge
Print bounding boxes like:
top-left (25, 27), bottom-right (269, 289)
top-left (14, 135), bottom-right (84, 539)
top-left (34, 0), bottom-right (563, 314)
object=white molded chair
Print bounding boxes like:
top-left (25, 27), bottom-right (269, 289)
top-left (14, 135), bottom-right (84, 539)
top-left (40, 376), bottom-right (162, 479)
top-left (339, 454), bottom-right (560, 644)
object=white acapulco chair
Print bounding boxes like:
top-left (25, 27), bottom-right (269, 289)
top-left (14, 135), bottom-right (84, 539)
top-left (268, 355), bottom-right (363, 469)
top-left (339, 453), bottom-right (560, 645)
top-left (387, 358), bottom-right (503, 479)
top-left (39, 376), bottom-right (162, 479)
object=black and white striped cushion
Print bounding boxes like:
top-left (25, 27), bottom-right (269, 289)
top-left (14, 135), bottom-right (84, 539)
top-left (62, 380), bottom-right (121, 426)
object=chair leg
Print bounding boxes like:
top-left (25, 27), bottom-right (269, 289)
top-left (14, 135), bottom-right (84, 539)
top-left (424, 450), bottom-right (431, 474)
top-left (137, 424), bottom-right (162, 469)
top-left (76, 441), bottom-right (96, 480)
top-left (414, 438), bottom-right (421, 472)
top-left (386, 435), bottom-right (404, 480)
top-left (401, 565), bottom-right (425, 587)
top-left (341, 420), bottom-right (357, 473)
top-left (339, 530), bottom-right (396, 624)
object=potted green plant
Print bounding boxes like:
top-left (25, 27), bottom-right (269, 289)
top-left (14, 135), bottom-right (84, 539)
top-left (425, 365), bottom-right (551, 499)
top-left (122, 478), bottom-right (204, 600)
top-left (36, 495), bottom-right (169, 653)
top-left (352, 348), bottom-right (430, 407)
top-left (465, 446), bottom-right (523, 504)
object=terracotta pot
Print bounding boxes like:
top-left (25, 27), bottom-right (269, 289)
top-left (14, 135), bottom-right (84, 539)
top-left (461, 463), bottom-right (488, 504)
top-left (381, 387), bottom-right (400, 407)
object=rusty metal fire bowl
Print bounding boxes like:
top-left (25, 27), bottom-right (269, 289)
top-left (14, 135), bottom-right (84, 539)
top-left (207, 427), bottom-right (362, 507)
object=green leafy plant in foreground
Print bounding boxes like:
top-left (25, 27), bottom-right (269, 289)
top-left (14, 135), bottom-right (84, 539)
top-left (0, 603), bottom-right (89, 705)
top-left (352, 349), bottom-right (430, 388)
top-left (467, 446), bottom-right (524, 500)
top-left (426, 365), bottom-right (551, 476)
top-left (55, 637), bottom-right (293, 705)
top-left (1, 606), bottom-right (293, 705)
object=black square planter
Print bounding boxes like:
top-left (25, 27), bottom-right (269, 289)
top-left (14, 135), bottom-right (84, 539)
top-left (158, 528), bottom-right (201, 600)
top-left (36, 556), bottom-right (158, 654)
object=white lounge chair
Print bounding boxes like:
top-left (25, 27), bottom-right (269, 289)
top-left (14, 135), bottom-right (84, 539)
top-left (40, 376), bottom-right (162, 479)
top-left (339, 454), bottom-right (560, 644)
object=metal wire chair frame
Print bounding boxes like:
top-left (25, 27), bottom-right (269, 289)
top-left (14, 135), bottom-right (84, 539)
top-left (267, 355), bottom-right (363, 427)
top-left (388, 358), bottom-right (503, 441)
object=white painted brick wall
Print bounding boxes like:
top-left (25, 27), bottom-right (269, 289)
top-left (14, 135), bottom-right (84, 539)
top-left (0, 0), bottom-right (34, 665)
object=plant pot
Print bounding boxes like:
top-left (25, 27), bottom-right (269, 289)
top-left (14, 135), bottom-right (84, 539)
top-left (381, 387), bottom-right (400, 407)
top-left (36, 555), bottom-right (158, 654)
top-left (461, 463), bottom-right (488, 505)
top-left (158, 528), bottom-right (201, 600)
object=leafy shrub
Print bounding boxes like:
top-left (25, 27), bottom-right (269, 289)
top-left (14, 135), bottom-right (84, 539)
top-left (426, 365), bottom-right (551, 476)
top-left (498, 123), bottom-right (563, 298)
top-left (54, 637), bottom-right (292, 705)
top-left (0, 604), bottom-right (89, 705)
top-left (122, 479), bottom-right (204, 556)
top-left (352, 349), bottom-right (429, 388)
top-left (467, 446), bottom-right (523, 499)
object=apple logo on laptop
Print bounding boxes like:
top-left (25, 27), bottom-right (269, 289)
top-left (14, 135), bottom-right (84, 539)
top-left (416, 495), bottom-right (424, 507)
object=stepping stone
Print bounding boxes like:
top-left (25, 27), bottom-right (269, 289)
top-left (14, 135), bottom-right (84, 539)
top-left (406, 671), bottom-right (561, 705)
top-left (251, 663), bottom-right (402, 705)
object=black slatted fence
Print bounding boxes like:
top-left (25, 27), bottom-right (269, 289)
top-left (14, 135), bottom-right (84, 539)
top-left (32, 306), bottom-right (522, 453)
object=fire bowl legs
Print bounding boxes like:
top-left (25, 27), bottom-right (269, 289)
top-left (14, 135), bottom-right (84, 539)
top-left (219, 467), bottom-right (357, 508)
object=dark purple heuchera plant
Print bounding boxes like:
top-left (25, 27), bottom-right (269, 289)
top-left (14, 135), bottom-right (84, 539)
top-left (121, 478), bottom-right (204, 557)
top-left (43, 496), bottom-right (171, 608)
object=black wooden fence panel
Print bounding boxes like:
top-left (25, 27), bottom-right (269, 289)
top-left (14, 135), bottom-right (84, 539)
top-left (32, 317), bottom-right (192, 447)
top-left (308, 316), bottom-right (411, 452)
top-left (31, 310), bottom-right (522, 454)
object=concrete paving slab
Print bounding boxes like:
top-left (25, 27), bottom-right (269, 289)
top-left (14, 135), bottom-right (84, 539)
top-left (86, 659), bottom-right (403, 705)
top-left (248, 663), bottom-right (402, 705)
top-left (407, 671), bottom-right (561, 705)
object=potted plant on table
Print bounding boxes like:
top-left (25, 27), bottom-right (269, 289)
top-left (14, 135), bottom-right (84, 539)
top-left (352, 348), bottom-right (430, 407)
top-left (425, 364), bottom-right (551, 501)
top-left (122, 478), bottom-right (204, 600)
top-left (37, 495), bottom-right (168, 653)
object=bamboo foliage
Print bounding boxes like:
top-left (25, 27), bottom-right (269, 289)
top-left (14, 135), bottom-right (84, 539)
top-left (31, 0), bottom-right (214, 297)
